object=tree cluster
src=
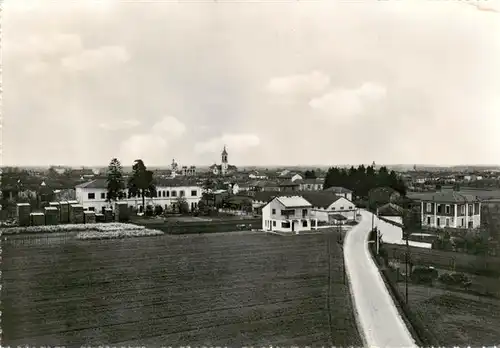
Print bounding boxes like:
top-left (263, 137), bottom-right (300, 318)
top-left (304, 170), bottom-right (317, 179)
top-left (324, 165), bottom-right (407, 198)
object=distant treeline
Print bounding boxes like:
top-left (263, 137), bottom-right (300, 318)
top-left (323, 165), bottom-right (407, 198)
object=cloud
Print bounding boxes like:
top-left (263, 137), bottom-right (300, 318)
top-left (151, 116), bottom-right (186, 139)
top-left (118, 134), bottom-right (168, 166)
top-left (99, 119), bottom-right (141, 130)
top-left (194, 134), bottom-right (261, 155)
top-left (309, 82), bottom-right (387, 119)
top-left (61, 45), bottom-right (130, 72)
top-left (118, 116), bottom-right (186, 165)
top-left (266, 71), bottom-right (330, 97)
top-left (3, 2), bottom-right (499, 166)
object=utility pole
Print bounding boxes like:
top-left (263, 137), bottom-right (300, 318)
top-left (376, 208), bottom-right (380, 255)
top-left (405, 224), bottom-right (410, 304)
top-left (337, 223), bottom-right (346, 285)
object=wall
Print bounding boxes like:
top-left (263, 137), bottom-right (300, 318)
top-left (76, 185), bottom-right (203, 212)
top-left (382, 216), bottom-right (403, 225)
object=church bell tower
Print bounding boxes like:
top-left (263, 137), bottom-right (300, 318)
top-left (221, 146), bottom-right (228, 175)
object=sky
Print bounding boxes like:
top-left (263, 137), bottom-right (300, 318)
top-left (2, 0), bottom-right (500, 167)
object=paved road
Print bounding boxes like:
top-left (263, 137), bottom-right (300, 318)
top-left (344, 210), bottom-right (417, 348)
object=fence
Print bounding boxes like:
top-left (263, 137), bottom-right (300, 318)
top-left (218, 208), bottom-right (250, 216)
top-left (384, 243), bottom-right (500, 276)
top-left (368, 237), bottom-right (441, 347)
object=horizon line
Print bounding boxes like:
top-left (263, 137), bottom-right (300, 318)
top-left (2, 163), bottom-right (500, 169)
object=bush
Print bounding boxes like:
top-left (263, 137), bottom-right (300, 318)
top-left (154, 205), bottom-right (163, 216)
top-left (438, 272), bottom-right (471, 287)
top-left (145, 205), bottom-right (154, 217)
top-left (411, 266), bottom-right (438, 284)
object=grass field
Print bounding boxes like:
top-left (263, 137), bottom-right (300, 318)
top-left (397, 284), bottom-right (500, 346)
top-left (1, 230), bottom-right (361, 347)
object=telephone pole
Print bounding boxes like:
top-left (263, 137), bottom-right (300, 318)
top-left (404, 213), bottom-right (410, 304)
top-left (337, 223), bottom-right (346, 285)
top-left (376, 208), bottom-right (380, 255)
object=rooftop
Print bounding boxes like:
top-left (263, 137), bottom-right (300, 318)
top-left (276, 196), bottom-right (312, 208)
top-left (300, 191), bottom-right (342, 209)
top-left (75, 177), bottom-right (200, 189)
top-left (323, 186), bottom-right (353, 193)
top-left (409, 190), bottom-right (480, 203)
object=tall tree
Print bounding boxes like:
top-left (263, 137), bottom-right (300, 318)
top-left (324, 164), bottom-right (407, 199)
top-left (106, 158), bottom-right (126, 205)
top-left (127, 159), bottom-right (156, 210)
top-left (304, 170), bottom-right (317, 179)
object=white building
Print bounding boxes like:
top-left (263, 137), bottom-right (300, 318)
top-left (291, 174), bottom-right (303, 182)
top-left (377, 203), bottom-right (404, 225)
top-left (262, 196), bottom-right (317, 233)
top-left (297, 178), bottom-right (324, 191)
top-left (322, 186), bottom-right (353, 201)
top-left (75, 178), bottom-right (203, 213)
top-left (303, 193), bottom-right (357, 223)
top-left (418, 191), bottom-right (481, 229)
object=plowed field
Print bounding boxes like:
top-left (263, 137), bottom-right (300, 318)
top-left (1, 231), bottom-right (361, 347)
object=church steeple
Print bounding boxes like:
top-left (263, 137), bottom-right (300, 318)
top-left (221, 145), bottom-right (228, 175)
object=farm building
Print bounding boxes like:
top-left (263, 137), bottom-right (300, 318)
top-left (261, 196), bottom-right (316, 233)
top-left (301, 192), bottom-right (357, 223)
top-left (75, 178), bottom-right (203, 213)
top-left (377, 203), bottom-right (404, 225)
top-left (322, 186), bottom-right (353, 201)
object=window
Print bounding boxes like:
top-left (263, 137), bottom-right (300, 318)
top-left (469, 204), bottom-right (473, 214)
top-left (437, 218), bottom-right (440, 227)
top-left (180, 190), bottom-right (185, 197)
top-left (461, 205), bottom-right (465, 214)
top-left (426, 203), bottom-right (432, 213)
top-left (332, 207), bottom-right (336, 211)
top-left (88, 192), bottom-right (95, 199)
top-left (349, 206), bottom-right (353, 210)
top-left (437, 205), bottom-right (442, 214)
top-left (191, 190), bottom-right (197, 197)
top-left (302, 220), bottom-right (308, 227)
top-left (171, 191), bottom-right (177, 197)
top-left (281, 209), bottom-right (295, 216)
top-left (88, 207), bottom-right (95, 211)
top-left (427, 217), bottom-right (431, 225)
top-left (445, 205), bottom-right (450, 214)
top-left (272, 221), bottom-right (276, 227)
top-left (166, 191), bottom-right (170, 197)
top-left (272, 208), bottom-right (276, 215)
top-left (100, 192), bottom-right (105, 199)
top-left (340, 206), bottom-right (344, 210)
top-left (302, 209), bottom-right (308, 217)
top-left (281, 221), bottom-right (291, 228)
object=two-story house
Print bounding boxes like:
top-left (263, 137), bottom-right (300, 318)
top-left (278, 181), bottom-right (301, 192)
top-left (418, 190), bottom-right (481, 229)
top-left (262, 195), bottom-right (316, 233)
top-left (297, 178), bottom-right (324, 191)
top-left (301, 191), bottom-right (357, 223)
top-left (75, 178), bottom-right (203, 213)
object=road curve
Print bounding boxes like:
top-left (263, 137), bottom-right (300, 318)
top-left (344, 209), bottom-right (417, 348)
